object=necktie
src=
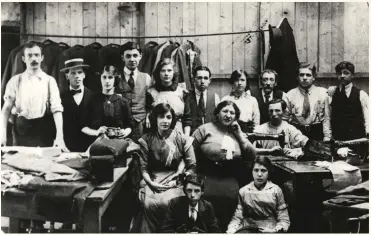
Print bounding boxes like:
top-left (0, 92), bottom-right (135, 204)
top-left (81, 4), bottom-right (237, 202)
top-left (198, 92), bottom-right (205, 118)
top-left (341, 84), bottom-right (347, 97)
top-left (302, 89), bottom-right (310, 119)
top-left (264, 94), bottom-right (271, 103)
top-left (128, 72), bottom-right (135, 90)
top-left (70, 89), bottom-right (82, 95)
top-left (190, 207), bottom-right (197, 222)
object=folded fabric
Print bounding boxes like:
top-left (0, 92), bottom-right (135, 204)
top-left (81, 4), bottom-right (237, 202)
top-left (1, 146), bottom-right (62, 158)
top-left (89, 137), bottom-right (129, 158)
top-left (337, 180), bottom-right (369, 195)
top-left (3, 153), bottom-right (85, 181)
top-left (1, 170), bottom-right (34, 193)
top-left (328, 197), bottom-right (367, 206)
top-left (284, 147), bottom-right (304, 159)
top-left (326, 161), bottom-right (362, 191)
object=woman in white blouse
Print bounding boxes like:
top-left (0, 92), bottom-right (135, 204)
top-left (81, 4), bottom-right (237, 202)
top-left (222, 70), bottom-right (260, 132)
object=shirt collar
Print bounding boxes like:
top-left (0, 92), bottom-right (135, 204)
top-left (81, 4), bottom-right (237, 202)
top-left (246, 181), bottom-right (274, 191)
top-left (195, 89), bottom-right (207, 97)
top-left (298, 85), bottom-right (315, 94)
top-left (261, 89), bottom-right (273, 98)
top-left (25, 69), bottom-right (47, 80)
top-left (124, 67), bottom-right (137, 76)
top-left (231, 91), bottom-right (249, 99)
top-left (69, 85), bottom-right (84, 92)
top-left (189, 203), bottom-right (199, 212)
top-left (340, 82), bottom-right (353, 90)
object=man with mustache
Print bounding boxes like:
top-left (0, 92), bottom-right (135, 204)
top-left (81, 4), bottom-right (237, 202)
top-left (116, 41), bottom-right (152, 141)
top-left (188, 66), bottom-right (220, 134)
top-left (254, 99), bottom-right (308, 159)
top-left (324, 61), bottom-right (368, 157)
top-left (1, 41), bottom-right (68, 151)
top-left (285, 62), bottom-right (329, 141)
top-left (60, 58), bottom-right (95, 152)
top-left (251, 69), bottom-right (289, 124)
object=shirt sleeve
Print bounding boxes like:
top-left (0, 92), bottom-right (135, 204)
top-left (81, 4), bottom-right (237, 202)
top-left (182, 91), bottom-right (192, 128)
top-left (282, 92), bottom-right (290, 121)
top-left (121, 97), bottom-right (134, 129)
top-left (359, 90), bottom-right (369, 134)
top-left (251, 98), bottom-right (261, 128)
top-left (289, 124), bottom-right (309, 148)
top-left (138, 135), bottom-right (150, 174)
top-left (215, 93), bottom-right (220, 107)
top-left (48, 77), bottom-right (64, 113)
top-left (191, 127), bottom-right (205, 168)
top-left (226, 194), bottom-right (244, 233)
top-left (323, 95), bottom-right (332, 139)
top-left (182, 136), bottom-right (196, 173)
top-left (3, 75), bottom-right (18, 103)
top-left (274, 187), bottom-right (290, 232)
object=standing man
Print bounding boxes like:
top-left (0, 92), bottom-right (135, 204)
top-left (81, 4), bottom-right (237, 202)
top-left (324, 61), bottom-right (368, 142)
top-left (116, 41), bottom-right (152, 142)
top-left (285, 62), bottom-right (329, 140)
top-left (160, 173), bottom-right (221, 233)
top-left (188, 66), bottom-right (220, 134)
top-left (251, 69), bottom-right (289, 124)
top-left (60, 58), bottom-right (95, 152)
top-left (1, 41), bottom-right (68, 151)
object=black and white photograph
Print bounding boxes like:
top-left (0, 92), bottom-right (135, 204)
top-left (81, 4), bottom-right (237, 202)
top-left (0, 1), bottom-right (369, 233)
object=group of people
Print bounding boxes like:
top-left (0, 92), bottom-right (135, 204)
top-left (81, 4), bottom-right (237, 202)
top-left (0, 40), bottom-right (368, 233)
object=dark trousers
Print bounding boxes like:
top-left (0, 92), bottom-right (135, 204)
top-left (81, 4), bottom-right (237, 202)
top-left (13, 115), bottom-right (55, 147)
top-left (131, 118), bottom-right (145, 142)
top-left (292, 123), bottom-right (323, 141)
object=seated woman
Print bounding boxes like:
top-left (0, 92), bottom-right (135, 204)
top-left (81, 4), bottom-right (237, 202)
top-left (133, 103), bottom-right (196, 233)
top-left (146, 58), bottom-right (192, 136)
top-left (222, 70), bottom-right (260, 132)
top-left (192, 100), bottom-right (256, 231)
top-left (82, 65), bottom-right (133, 139)
top-left (227, 156), bottom-right (290, 233)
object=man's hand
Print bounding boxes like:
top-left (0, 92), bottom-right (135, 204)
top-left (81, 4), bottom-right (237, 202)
top-left (337, 147), bottom-right (352, 158)
top-left (270, 146), bottom-right (283, 155)
top-left (97, 126), bottom-right (107, 136)
top-left (53, 138), bottom-right (70, 152)
top-left (146, 113), bottom-right (151, 129)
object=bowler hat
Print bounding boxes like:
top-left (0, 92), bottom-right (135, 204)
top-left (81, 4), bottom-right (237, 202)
top-left (60, 58), bottom-right (90, 72)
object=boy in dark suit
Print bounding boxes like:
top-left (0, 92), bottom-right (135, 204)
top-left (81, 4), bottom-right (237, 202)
top-left (60, 58), bottom-right (95, 152)
top-left (160, 174), bottom-right (221, 233)
top-left (188, 66), bottom-right (220, 134)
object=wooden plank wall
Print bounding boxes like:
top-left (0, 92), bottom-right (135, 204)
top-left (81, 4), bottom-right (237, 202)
top-left (19, 2), bottom-right (369, 92)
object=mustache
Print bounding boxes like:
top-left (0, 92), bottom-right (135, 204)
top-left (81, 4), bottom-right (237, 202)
top-left (31, 61), bottom-right (38, 65)
top-left (263, 85), bottom-right (273, 88)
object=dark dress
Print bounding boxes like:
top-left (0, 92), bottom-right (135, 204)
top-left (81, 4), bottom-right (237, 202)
top-left (85, 93), bottom-right (133, 131)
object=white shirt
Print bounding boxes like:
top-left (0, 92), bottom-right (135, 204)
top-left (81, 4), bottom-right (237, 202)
top-left (261, 89), bottom-right (289, 104)
top-left (188, 203), bottom-right (199, 219)
top-left (124, 67), bottom-right (138, 84)
top-left (69, 85), bottom-right (84, 106)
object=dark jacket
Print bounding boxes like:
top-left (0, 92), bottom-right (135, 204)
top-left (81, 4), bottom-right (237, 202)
top-left (251, 88), bottom-right (284, 124)
top-left (83, 42), bottom-right (103, 93)
top-left (99, 43), bottom-right (122, 68)
top-left (188, 90), bottom-right (217, 134)
top-left (61, 86), bottom-right (96, 152)
top-left (160, 196), bottom-right (221, 233)
top-left (138, 41), bottom-right (159, 74)
top-left (265, 18), bottom-right (299, 92)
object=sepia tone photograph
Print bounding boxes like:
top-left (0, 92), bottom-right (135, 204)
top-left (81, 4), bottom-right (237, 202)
top-left (0, 1), bottom-right (369, 233)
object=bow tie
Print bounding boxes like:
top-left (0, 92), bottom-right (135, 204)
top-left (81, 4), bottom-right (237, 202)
top-left (70, 89), bottom-right (82, 95)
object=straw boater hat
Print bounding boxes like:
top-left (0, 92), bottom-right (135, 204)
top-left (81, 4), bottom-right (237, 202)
top-left (60, 58), bottom-right (90, 72)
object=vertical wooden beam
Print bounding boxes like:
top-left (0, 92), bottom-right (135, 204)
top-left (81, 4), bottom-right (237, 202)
top-left (34, 2), bottom-right (46, 42)
top-left (138, 3), bottom-right (146, 46)
top-left (207, 2), bottom-right (220, 74)
top-left (96, 3), bottom-right (108, 45)
top-left (170, 2), bottom-right (183, 43)
top-left (70, 2), bottom-right (83, 46)
top-left (144, 2), bottom-right (158, 44)
top-left (107, 2), bottom-right (121, 45)
top-left (232, 2), bottom-right (245, 71)
top-left (194, 2), bottom-right (208, 65)
top-left (318, 2), bottom-right (332, 73)
top-left (25, 3), bottom-right (34, 42)
top-left (343, 3), bottom-right (357, 65)
top-left (244, 2), bottom-right (259, 75)
top-left (157, 2), bottom-right (169, 44)
top-left (83, 2), bottom-right (96, 45)
top-left (132, 7), bottom-right (140, 44)
top-left (58, 2), bottom-right (71, 45)
top-left (20, 3), bottom-right (27, 44)
top-left (282, 2), bottom-right (295, 26)
top-left (270, 2), bottom-right (283, 26)
top-left (355, 2), bottom-right (369, 72)
top-left (307, 2), bottom-right (319, 67)
top-left (295, 2), bottom-right (308, 62)
top-left (331, 2), bottom-right (344, 72)
top-left (219, 2), bottom-right (232, 74)
top-left (46, 3), bottom-right (58, 42)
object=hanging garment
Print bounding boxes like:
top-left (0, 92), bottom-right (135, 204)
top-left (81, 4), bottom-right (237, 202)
top-left (41, 39), bottom-right (64, 79)
top-left (138, 41), bottom-right (159, 74)
top-left (139, 41), bottom-right (167, 75)
top-left (83, 42), bottom-right (103, 92)
top-left (265, 18), bottom-right (300, 92)
top-left (99, 43), bottom-right (122, 68)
